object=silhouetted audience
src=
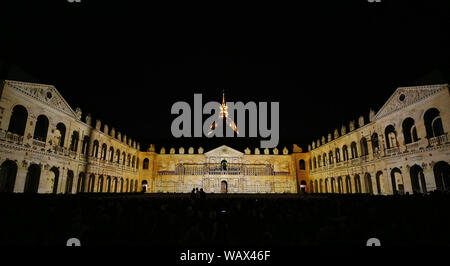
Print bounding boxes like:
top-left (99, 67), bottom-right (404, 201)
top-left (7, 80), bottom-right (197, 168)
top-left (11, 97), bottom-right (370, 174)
top-left (1, 191), bottom-right (450, 246)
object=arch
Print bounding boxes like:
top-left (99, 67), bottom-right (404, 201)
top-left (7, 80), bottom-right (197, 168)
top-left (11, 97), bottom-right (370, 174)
top-left (299, 159), bottom-right (305, 170)
top-left (313, 157), bottom-right (317, 169)
top-left (354, 174), bottom-right (361, 193)
top-left (310, 180), bottom-right (314, 193)
top-left (116, 150), bottom-right (121, 164)
top-left (402, 117), bottom-right (419, 144)
top-left (24, 164), bottom-right (41, 193)
top-left (345, 175), bottom-right (352, 193)
top-left (70, 131), bottom-right (79, 152)
top-left (409, 164), bottom-right (426, 194)
top-left (323, 153), bottom-right (327, 167)
top-left (371, 133), bottom-right (379, 153)
top-left (299, 180), bottom-right (306, 193)
top-left (329, 151), bottom-right (334, 165)
top-left (113, 177), bottom-right (118, 192)
top-left (109, 147), bottom-right (114, 162)
top-left (127, 154), bottom-right (131, 167)
top-left (433, 161), bottom-right (450, 191)
top-left (81, 136), bottom-right (90, 155)
top-left (132, 156), bottom-right (136, 168)
top-left (221, 180), bottom-right (228, 193)
top-left (342, 145), bottom-right (349, 161)
top-left (33, 115), bottom-right (49, 142)
top-left (122, 152), bottom-right (126, 165)
top-left (424, 108), bottom-right (444, 138)
top-left (141, 180), bottom-right (148, 192)
top-left (337, 177), bottom-right (343, 193)
top-left (390, 168), bottom-right (404, 195)
top-left (130, 179), bottom-right (134, 192)
top-left (335, 148), bottom-right (341, 163)
top-left (50, 167), bottom-right (59, 194)
top-left (324, 178), bottom-right (329, 193)
top-left (56, 123), bottom-right (66, 147)
top-left (106, 176), bottom-right (112, 192)
top-left (360, 137), bottom-right (369, 156)
top-left (77, 172), bottom-right (86, 193)
top-left (330, 178), bottom-right (336, 193)
top-left (350, 142), bottom-right (358, 158)
top-left (375, 171), bottom-right (383, 195)
top-left (364, 173), bottom-right (373, 194)
top-left (314, 180), bottom-right (318, 193)
top-left (136, 158), bottom-right (139, 169)
top-left (385, 125), bottom-right (398, 149)
top-left (88, 174), bottom-right (96, 192)
top-left (65, 170), bottom-right (74, 194)
top-left (92, 140), bottom-right (99, 157)
top-left (0, 160), bottom-right (18, 192)
top-left (8, 105), bottom-right (28, 136)
top-left (101, 144), bottom-right (107, 160)
top-left (134, 180), bottom-right (138, 192)
top-left (319, 179), bottom-right (323, 193)
top-left (119, 178), bottom-right (124, 192)
top-left (125, 178), bottom-right (129, 192)
top-left (97, 175), bottom-right (104, 192)
top-left (318, 155), bottom-right (322, 167)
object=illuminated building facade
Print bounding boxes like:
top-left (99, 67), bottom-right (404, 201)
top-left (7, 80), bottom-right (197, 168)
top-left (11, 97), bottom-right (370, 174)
top-left (0, 79), bottom-right (448, 195)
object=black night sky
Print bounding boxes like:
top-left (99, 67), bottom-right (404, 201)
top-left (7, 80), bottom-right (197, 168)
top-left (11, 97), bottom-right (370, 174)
top-left (0, 0), bottom-right (449, 152)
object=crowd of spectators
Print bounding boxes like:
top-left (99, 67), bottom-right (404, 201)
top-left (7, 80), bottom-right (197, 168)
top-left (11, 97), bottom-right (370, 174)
top-left (1, 191), bottom-right (449, 246)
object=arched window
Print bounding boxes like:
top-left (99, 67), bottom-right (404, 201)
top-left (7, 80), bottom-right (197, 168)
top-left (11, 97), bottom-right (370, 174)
top-left (132, 156), bottom-right (136, 168)
top-left (81, 136), bottom-right (90, 155)
top-left (385, 125), bottom-right (398, 149)
top-left (127, 154), bottom-right (131, 167)
top-left (143, 158), bottom-right (150, 169)
top-left (109, 147), bottom-right (114, 162)
top-left (136, 158), bottom-right (139, 169)
top-left (92, 140), bottom-right (99, 157)
top-left (354, 174), bottom-right (361, 193)
top-left (77, 172), bottom-right (86, 193)
top-left (88, 174), bottom-right (96, 192)
top-left (365, 173), bottom-right (373, 194)
top-left (360, 137), bottom-right (369, 156)
top-left (318, 155), bottom-right (322, 167)
top-left (97, 175), bottom-right (104, 192)
top-left (122, 152), bottom-right (126, 165)
top-left (65, 170), bottom-right (74, 194)
top-left (323, 153), bottom-right (327, 167)
top-left (329, 151), bottom-right (333, 164)
top-left (116, 150), bottom-right (121, 163)
top-left (335, 148), bottom-right (341, 163)
top-left (424, 108), bottom-right (444, 139)
top-left (56, 123), bottom-right (66, 147)
top-left (70, 131), bottom-right (79, 152)
top-left (221, 160), bottom-right (227, 170)
top-left (391, 168), bottom-right (404, 195)
top-left (342, 145), bottom-right (349, 161)
top-left (101, 144), bottom-right (107, 160)
top-left (345, 175), bottom-right (352, 193)
top-left (299, 159), bottom-right (305, 170)
top-left (409, 165), bottom-right (426, 194)
top-left (0, 160), bottom-right (18, 192)
top-left (8, 105), bottom-right (28, 136)
top-left (313, 157), bottom-right (317, 169)
top-left (50, 167), bottom-right (59, 194)
top-left (33, 115), bottom-right (49, 142)
top-left (371, 133), bottom-right (379, 153)
top-left (350, 142), bottom-right (358, 159)
top-left (402, 117), bottom-right (419, 144)
top-left (24, 164), bottom-right (41, 193)
top-left (433, 161), bottom-right (450, 191)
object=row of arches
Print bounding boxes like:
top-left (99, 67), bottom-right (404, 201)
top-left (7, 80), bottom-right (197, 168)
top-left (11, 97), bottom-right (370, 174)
top-left (7, 105), bottom-right (138, 160)
top-left (91, 140), bottom-right (139, 169)
top-left (310, 108), bottom-right (446, 170)
top-left (308, 161), bottom-right (450, 195)
top-left (0, 160), bottom-right (144, 193)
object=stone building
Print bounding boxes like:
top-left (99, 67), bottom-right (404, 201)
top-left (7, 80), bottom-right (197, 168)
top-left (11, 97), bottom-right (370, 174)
top-left (0, 80), bottom-right (140, 194)
top-left (308, 84), bottom-right (449, 195)
top-left (0, 80), bottom-right (448, 195)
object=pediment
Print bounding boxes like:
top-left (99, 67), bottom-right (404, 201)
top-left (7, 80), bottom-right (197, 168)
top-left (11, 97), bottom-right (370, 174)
top-left (373, 84), bottom-right (447, 120)
top-left (5, 80), bottom-right (77, 118)
top-left (205, 145), bottom-right (243, 157)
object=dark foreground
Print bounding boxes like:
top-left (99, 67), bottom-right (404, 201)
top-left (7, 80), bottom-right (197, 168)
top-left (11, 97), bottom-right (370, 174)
top-left (1, 192), bottom-right (450, 246)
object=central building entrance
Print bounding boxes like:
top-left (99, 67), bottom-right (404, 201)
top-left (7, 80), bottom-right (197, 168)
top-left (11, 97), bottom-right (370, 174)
top-left (221, 180), bottom-right (228, 193)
